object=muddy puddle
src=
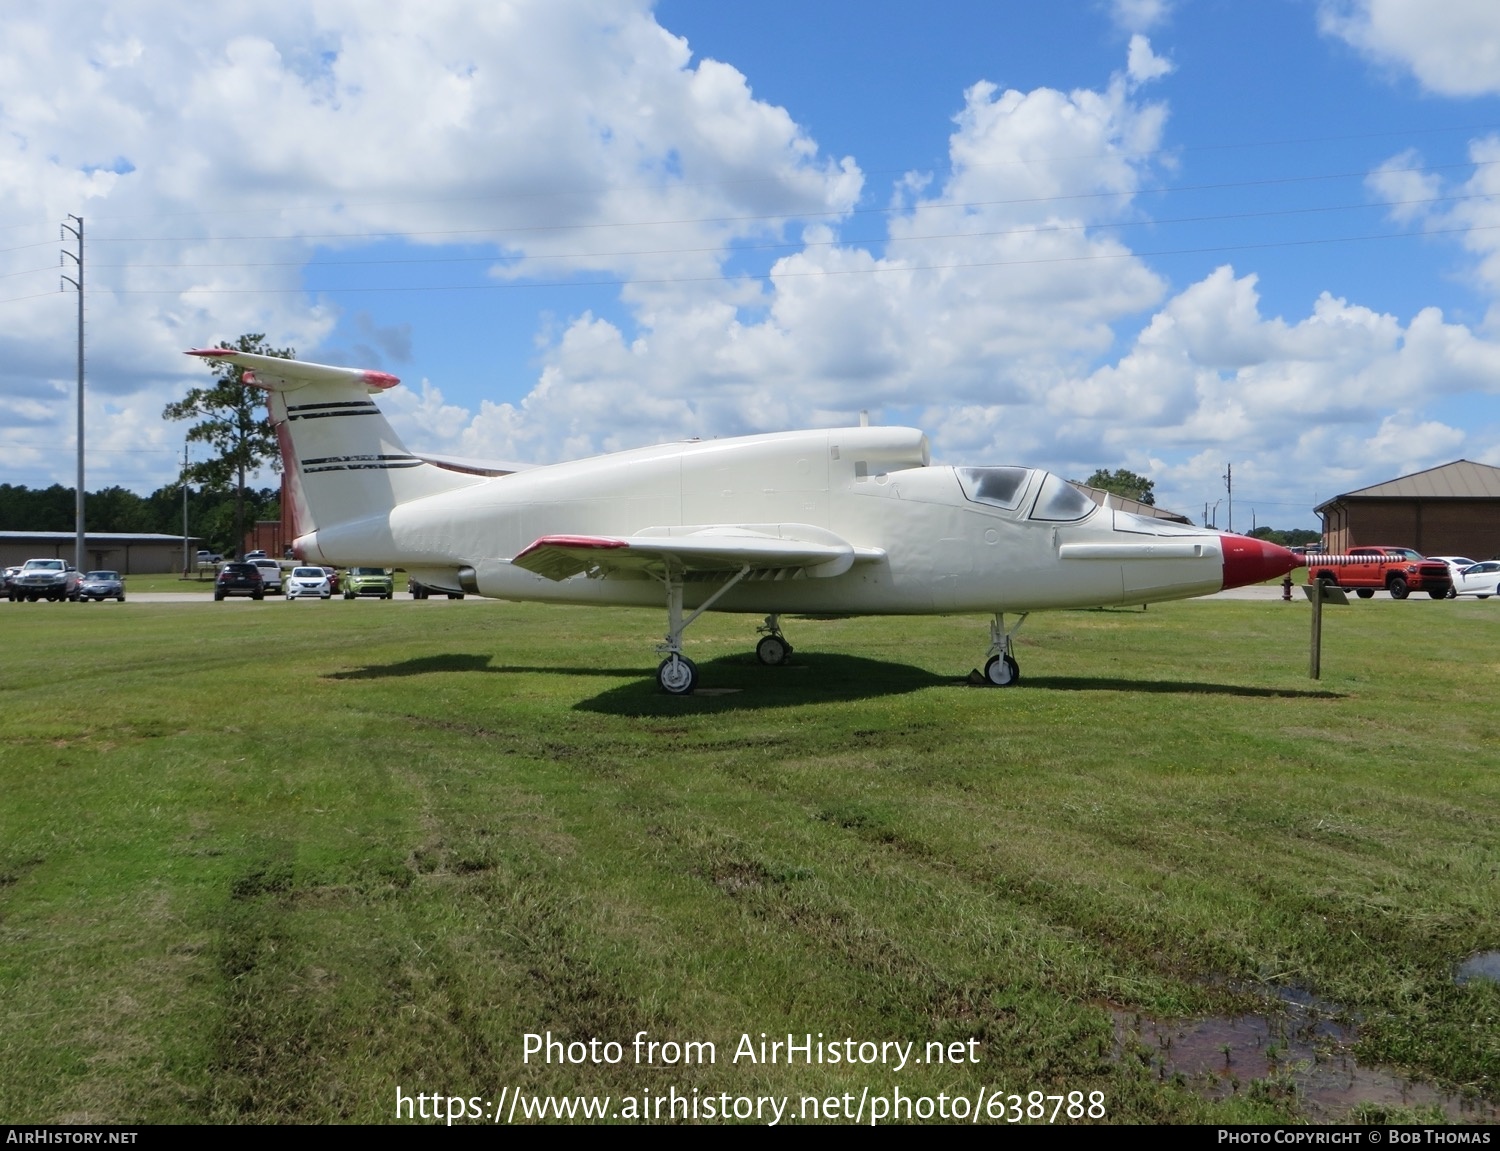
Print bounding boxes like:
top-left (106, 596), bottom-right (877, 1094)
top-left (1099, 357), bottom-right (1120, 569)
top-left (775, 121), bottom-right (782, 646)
top-left (1455, 951), bottom-right (1500, 986)
top-left (1112, 986), bottom-right (1497, 1122)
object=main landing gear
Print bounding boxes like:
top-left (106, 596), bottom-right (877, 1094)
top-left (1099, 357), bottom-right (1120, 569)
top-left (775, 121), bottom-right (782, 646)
top-left (755, 615), bottom-right (793, 666)
top-left (654, 563), bottom-right (753, 695)
top-left (981, 612), bottom-right (1027, 686)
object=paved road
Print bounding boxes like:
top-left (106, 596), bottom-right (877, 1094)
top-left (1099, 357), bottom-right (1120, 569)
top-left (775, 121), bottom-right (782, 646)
top-left (17, 591), bottom-right (477, 604)
top-left (34, 584), bottom-right (1354, 605)
top-left (20, 580), bottom-right (1468, 605)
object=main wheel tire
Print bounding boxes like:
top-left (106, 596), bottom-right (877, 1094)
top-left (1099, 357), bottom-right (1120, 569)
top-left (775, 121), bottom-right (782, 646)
top-left (214, 591), bottom-right (225, 601)
top-left (1388, 576), bottom-right (1409, 600)
top-left (657, 655), bottom-right (698, 695)
top-left (756, 635), bottom-right (790, 666)
top-left (345, 590), bottom-right (355, 600)
top-left (984, 654), bottom-right (1020, 686)
top-left (1428, 588), bottom-right (1448, 599)
top-left (252, 591), bottom-right (264, 600)
top-left (1355, 588), bottom-right (1374, 599)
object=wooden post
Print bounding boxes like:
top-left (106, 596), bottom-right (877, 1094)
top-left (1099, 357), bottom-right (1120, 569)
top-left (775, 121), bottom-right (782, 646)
top-left (1310, 577), bottom-right (1326, 679)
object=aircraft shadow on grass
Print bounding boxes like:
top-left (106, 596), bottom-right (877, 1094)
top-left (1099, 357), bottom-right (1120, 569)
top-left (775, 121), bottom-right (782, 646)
top-left (328, 652), bottom-right (1345, 713)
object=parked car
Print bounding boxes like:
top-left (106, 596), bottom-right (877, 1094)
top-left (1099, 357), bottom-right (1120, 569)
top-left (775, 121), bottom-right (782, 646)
top-left (285, 566), bottom-right (332, 600)
top-left (1304, 546), bottom-right (1452, 600)
top-left (195, 549), bottom-right (222, 566)
top-left (1448, 560), bottom-right (1500, 599)
top-left (1, 565), bottom-right (19, 594)
top-left (214, 562), bottom-right (265, 601)
top-left (343, 567), bottom-right (394, 599)
top-left (408, 576), bottom-right (465, 600)
top-left (78, 570), bottom-right (126, 602)
top-left (1428, 556), bottom-right (1479, 596)
top-left (320, 567), bottom-right (341, 595)
top-left (244, 550), bottom-right (268, 560)
top-left (9, 558), bottom-right (82, 601)
top-left (248, 558), bottom-right (283, 593)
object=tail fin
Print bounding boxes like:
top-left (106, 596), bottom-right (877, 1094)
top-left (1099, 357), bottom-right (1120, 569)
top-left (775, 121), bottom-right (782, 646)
top-left (185, 349), bottom-right (483, 547)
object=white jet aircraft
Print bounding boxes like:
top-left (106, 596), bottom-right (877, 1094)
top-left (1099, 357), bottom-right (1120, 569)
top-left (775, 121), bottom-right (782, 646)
top-left (188, 349), bottom-right (1300, 694)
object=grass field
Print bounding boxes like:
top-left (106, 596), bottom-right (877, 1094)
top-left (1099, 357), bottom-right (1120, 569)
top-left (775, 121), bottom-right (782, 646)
top-left (1, 595), bottom-right (1496, 1124)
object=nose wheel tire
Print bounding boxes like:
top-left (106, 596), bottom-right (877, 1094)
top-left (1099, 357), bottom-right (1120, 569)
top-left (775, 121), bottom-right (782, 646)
top-left (657, 655), bottom-right (698, 695)
top-left (756, 635), bottom-right (792, 666)
top-left (984, 654), bottom-right (1020, 686)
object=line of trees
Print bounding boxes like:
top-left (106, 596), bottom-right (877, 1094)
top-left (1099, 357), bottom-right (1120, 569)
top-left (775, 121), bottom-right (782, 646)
top-left (0, 482), bottom-right (278, 556)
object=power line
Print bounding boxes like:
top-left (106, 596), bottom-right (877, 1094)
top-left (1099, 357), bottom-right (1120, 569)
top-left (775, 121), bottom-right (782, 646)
top-left (6, 118), bottom-right (1496, 234)
top-left (66, 192), bottom-right (1499, 274)
top-left (59, 158), bottom-right (1500, 248)
top-left (35, 222), bottom-right (1492, 299)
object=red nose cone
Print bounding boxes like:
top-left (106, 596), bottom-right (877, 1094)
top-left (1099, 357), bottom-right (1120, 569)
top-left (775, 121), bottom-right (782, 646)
top-left (1220, 534), bottom-right (1299, 590)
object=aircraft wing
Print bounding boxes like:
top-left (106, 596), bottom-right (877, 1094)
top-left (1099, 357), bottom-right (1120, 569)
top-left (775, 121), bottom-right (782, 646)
top-left (513, 524), bottom-right (882, 581)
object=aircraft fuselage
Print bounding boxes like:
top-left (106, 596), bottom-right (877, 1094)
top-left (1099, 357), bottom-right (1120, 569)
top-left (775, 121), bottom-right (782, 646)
top-left (298, 425), bottom-right (1238, 614)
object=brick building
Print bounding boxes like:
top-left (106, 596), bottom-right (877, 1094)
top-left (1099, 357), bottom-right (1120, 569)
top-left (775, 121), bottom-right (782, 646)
top-left (1315, 459), bottom-right (1500, 558)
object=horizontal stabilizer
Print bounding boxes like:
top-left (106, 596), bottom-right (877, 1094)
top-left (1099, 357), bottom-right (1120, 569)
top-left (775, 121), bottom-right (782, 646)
top-left (513, 524), bottom-right (882, 582)
top-left (185, 349), bottom-right (400, 393)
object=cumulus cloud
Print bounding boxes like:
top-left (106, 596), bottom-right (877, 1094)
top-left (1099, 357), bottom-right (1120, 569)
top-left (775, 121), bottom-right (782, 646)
top-left (1366, 137), bottom-right (1500, 297)
top-left (0, 0), bottom-right (859, 486)
top-left (1042, 267), bottom-right (1500, 510)
top-left (1126, 35), bottom-right (1173, 85)
top-left (1110, 0), bottom-right (1173, 34)
top-left (1320, 0), bottom-right (1500, 96)
top-left (448, 43), bottom-right (1177, 469)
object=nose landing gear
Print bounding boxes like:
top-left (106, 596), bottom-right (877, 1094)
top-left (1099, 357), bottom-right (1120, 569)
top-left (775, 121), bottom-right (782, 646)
top-left (981, 612), bottom-right (1027, 686)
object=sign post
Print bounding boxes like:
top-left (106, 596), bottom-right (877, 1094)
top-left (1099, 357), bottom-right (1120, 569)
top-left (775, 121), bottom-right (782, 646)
top-left (1302, 578), bottom-right (1348, 679)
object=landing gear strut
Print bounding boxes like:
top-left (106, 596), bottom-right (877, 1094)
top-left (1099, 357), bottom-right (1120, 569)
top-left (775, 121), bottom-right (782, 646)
top-left (982, 612), bottom-right (1027, 686)
top-left (653, 563), bottom-right (752, 695)
top-left (755, 615), bottom-right (793, 666)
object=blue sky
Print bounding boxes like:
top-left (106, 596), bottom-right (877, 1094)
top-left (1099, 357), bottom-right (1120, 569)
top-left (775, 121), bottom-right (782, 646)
top-left (4, 0), bottom-right (1500, 529)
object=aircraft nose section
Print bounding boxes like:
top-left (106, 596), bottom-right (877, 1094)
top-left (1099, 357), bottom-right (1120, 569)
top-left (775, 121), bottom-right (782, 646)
top-left (1220, 534), bottom-right (1299, 590)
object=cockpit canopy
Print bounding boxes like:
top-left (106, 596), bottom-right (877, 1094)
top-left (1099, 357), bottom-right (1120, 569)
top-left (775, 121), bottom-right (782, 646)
top-left (956, 467), bottom-right (1096, 522)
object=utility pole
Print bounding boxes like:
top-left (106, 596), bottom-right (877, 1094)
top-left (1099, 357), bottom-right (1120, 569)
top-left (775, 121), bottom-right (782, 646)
top-left (1223, 462), bottom-right (1233, 535)
top-left (60, 215), bottom-right (85, 572)
top-left (182, 443), bottom-right (190, 575)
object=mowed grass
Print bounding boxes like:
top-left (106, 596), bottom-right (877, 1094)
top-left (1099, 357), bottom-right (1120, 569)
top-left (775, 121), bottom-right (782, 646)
top-left (1, 595), bottom-right (1496, 1124)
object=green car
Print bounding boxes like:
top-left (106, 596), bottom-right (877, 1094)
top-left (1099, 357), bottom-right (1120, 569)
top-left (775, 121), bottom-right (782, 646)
top-left (343, 567), bottom-right (394, 600)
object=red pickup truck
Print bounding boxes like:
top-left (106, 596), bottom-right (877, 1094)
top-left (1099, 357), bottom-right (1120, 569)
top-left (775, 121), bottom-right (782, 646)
top-left (1305, 546), bottom-right (1452, 600)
